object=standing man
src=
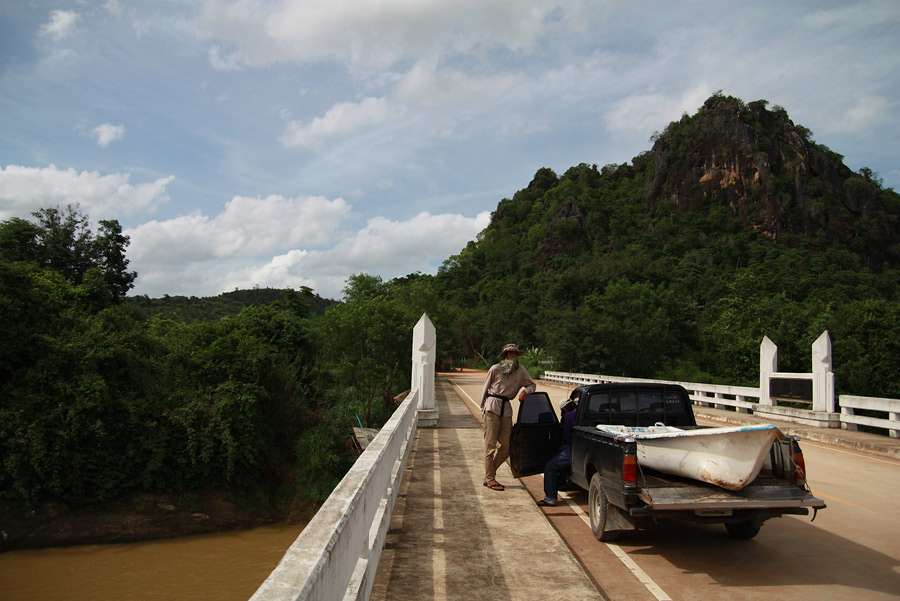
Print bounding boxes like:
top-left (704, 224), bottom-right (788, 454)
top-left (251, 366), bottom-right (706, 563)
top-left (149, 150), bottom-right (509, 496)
top-left (481, 343), bottom-right (536, 491)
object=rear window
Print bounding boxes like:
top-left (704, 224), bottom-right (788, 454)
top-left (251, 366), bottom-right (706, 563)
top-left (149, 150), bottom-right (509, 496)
top-left (584, 387), bottom-right (687, 426)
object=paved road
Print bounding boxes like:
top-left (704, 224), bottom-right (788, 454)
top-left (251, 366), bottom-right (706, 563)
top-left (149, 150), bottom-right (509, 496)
top-left (449, 373), bottom-right (900, 601)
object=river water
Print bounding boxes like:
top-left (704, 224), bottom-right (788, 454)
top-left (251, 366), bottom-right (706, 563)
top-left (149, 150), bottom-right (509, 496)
top-left (0, 523), bottom-right (303, 601)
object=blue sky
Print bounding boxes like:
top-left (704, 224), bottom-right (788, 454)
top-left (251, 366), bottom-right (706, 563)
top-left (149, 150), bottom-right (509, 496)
top-left (2, 1), bottom-right (898, 300)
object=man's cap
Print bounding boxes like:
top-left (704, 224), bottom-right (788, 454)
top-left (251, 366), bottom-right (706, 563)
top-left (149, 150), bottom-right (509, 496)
top-left (559, 397), bottom-right (577, 412)
top-left (499, 343), bottom-right (521, 357)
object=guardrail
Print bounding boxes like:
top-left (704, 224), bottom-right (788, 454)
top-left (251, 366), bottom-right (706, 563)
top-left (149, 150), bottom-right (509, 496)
top-left (840, 395), bottom-right (900, 439)
top-left (544, 371), bottom-right (900, 437)
top-left (543, 371), bottom-right (759, 413)
top-left (250, 388), bottom-right (419, 601)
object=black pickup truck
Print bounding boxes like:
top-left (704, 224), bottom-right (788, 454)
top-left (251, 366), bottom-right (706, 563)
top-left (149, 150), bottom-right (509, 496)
top-left (510, 383), bottom-right (826, 540)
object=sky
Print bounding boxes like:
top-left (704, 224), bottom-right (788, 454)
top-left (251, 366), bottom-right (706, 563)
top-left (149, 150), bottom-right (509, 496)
top-left (1, 1), bottom-right (898, 300)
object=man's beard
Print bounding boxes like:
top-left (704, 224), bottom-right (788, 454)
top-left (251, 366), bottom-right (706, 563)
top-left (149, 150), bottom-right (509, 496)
top-left (499, 357), bottom-right (519, 374)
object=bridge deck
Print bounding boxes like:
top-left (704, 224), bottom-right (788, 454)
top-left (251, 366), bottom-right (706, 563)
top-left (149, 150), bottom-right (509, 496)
top-left (370, 373), bottom-right (601, 601)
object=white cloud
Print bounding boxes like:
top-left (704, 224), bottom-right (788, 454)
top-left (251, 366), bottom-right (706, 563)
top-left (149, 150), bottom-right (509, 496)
top-left (604, 84), bottom-right (713, 139)
top-left (208, 45), bottom-right (243, 71)
top-left (104, 1), bottom-right (122, 17)
top-left (394, 60), bottom-right (521, 109)
top-left (125, 194), bottom-right (351, 299)
top-left (40, 10), bottom-right (78, 40)
top-left (127, 194), bottom-right (349, 263)
top-left (0, 164), bottom-right (173, 221)
top-left (239, 210), bottom-right (492, 298)
top-left (91, 123), bottom-right (126, 147)
top-left (281, 96), bottom-right (396, 147)
top-left (326, 210), bottom-right (492, 270)
top-left (819, 96), bottom-right (893, 135)
top-left (201, 0), bottom-right (566, 71)
top-left (128, 207), bottom-right (491, 299)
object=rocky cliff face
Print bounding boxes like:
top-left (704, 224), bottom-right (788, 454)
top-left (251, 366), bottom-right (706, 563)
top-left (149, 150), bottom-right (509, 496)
top-left (643, 94), bottom-right (899, 265)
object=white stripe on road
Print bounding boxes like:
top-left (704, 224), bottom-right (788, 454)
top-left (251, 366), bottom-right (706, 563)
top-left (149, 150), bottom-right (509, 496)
top-left (563, 495), bottom-right (672, 601)
top-left (450, 379), bottom-right (481, 412)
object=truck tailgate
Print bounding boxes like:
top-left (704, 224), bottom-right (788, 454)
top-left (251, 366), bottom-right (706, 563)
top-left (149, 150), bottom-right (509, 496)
top-left (637, 473), bottom-right (826, 511)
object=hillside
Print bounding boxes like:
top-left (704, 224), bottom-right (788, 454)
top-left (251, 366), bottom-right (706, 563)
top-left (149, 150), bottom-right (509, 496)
top-left (429, 93), bottom-right (900, 397)
top-left (126, 287), bottom-right (337, 322)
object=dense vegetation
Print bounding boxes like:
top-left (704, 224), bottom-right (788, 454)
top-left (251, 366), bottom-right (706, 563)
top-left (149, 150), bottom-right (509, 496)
top-left (0, 212), bottom-right (418, 511)
top-left (2, 93), bottom-right (898, 517)
top-left (126, 287), bottom-right (337, 322)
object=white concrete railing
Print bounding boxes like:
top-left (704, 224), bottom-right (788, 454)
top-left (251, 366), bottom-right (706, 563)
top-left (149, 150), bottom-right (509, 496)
top-left (840, 395), bottom-right (900, 439)
top-left (544, 371), bottom-right (759, 413)
top-left (545, 371), bottom-right (900, 436)
top-left (250, 388), bottom-right (419, 601)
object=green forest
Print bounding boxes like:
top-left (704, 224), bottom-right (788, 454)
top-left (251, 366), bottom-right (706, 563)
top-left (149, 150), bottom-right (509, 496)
top-left (2, 94), bottom-right (899, 519)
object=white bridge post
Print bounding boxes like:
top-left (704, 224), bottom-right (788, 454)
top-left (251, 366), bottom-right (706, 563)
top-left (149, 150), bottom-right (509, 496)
top-left (756, 331), bottom-right (839, 427)
top-left (412, 313), bottom-right (438, 427)
top-left (759, 336), bottom-right (778, 406)
top-left (812, 330), bottom-right (836, 413)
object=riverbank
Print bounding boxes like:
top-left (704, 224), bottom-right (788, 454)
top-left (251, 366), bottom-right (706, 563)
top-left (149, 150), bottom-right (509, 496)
top-left (0, 490), bottom-right (307, 552)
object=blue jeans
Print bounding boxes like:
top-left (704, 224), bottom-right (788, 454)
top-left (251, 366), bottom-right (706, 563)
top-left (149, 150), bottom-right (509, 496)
top-left (543, 449), bottom-right (571, 502)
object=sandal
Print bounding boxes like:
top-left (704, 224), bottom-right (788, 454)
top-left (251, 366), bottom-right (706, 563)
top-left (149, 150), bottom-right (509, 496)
top-left (483, 480), bottom-right (505, 491)
top-left (537, 499), bottom-right (557, 507)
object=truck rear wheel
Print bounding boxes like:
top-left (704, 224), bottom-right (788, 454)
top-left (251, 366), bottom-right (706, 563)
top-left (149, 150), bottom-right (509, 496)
top-left (725, 520), bottom-right (761, 540)
top-left (588, 473), bottom-right (618, 541)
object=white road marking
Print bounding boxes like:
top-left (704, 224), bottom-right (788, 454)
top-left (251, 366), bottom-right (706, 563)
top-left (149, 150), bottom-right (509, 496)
top-left (450, 379), bottom-right (481, 412)
top-left (561, 495), bottom-right (672, 601)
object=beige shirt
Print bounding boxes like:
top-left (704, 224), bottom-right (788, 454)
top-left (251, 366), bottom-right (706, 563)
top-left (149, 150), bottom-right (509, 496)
top-left (481, 363), bottom-right (537, 417)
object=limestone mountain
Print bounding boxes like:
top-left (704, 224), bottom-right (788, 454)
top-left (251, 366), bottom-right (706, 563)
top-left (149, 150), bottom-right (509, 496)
top-left (485, 93), bottom-right (899, 275)
top-left (643, 94), bottom-right (899, 267)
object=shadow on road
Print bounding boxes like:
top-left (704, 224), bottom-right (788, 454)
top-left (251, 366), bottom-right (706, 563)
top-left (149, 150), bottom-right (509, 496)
top-left (621, 516), bottom-right (900, 597)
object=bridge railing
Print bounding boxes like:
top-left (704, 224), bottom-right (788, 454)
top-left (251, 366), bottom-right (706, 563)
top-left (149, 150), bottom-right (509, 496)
top-left (544, 371), bottom-right (900, 437)
top-left (543, 371), bottom-right (759, 413)
top-left (840, 395), bottom-right (900, 438)
top-left (250, 388), bottom-right (419, 601)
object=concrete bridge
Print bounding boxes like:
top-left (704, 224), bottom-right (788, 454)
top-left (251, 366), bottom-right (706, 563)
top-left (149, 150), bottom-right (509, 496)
top-left (251, 315), bottom-right (900, 601)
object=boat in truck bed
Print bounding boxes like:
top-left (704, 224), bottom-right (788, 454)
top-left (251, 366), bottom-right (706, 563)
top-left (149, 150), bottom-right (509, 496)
top-left (596, 422), bottom-right (784, 490)
top-left (509, 383), bottom-right (825, 540)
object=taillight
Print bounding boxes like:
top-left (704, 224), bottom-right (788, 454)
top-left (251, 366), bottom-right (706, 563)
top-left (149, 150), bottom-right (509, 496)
top-left (623, 453), bottom-right (637, 487)
top-left (793, 444), bottom-right (807, 487)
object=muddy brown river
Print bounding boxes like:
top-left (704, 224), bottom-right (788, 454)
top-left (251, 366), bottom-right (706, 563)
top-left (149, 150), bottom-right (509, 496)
top-left (0, 523), bottom-right (303, 601)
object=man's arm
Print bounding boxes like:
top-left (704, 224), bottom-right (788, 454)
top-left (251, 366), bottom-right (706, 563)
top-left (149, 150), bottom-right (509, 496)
top-left (482, 364), bottom-right (497, 400)
top-left (523, 368), bottom-right (537, 394)
top-left (517, 368), bottom-right (537, 400)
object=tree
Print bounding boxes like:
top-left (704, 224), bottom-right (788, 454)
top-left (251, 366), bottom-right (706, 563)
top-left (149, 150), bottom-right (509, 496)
top-left (0, 217), bottom-right (41, 263)
top-left (317, 275), bottom-right (416, 426)
top-left (94, 219), bottom-right (137, 300)
top-left (0, 205), bottom-right (136, 302)
top-left (342, 273), bottom-right (388, 302)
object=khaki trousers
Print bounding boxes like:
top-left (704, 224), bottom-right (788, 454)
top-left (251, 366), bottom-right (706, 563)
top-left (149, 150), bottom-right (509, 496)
top-left (483, 410), bottom-right (512, 482)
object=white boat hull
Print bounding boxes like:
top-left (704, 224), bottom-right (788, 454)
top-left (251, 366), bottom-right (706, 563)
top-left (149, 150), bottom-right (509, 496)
top-left (597, 424), bottom-right (784, 491)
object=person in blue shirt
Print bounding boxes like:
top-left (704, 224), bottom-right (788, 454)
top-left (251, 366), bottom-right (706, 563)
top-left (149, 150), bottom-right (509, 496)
top-left (537, 396), bottom-right (578, 507)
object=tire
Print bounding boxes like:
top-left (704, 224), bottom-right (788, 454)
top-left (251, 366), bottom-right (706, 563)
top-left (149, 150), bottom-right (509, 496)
top-left (725, 520), bottom-right (761, 540)
top-left (588, 473), bottom-right (619, 541)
